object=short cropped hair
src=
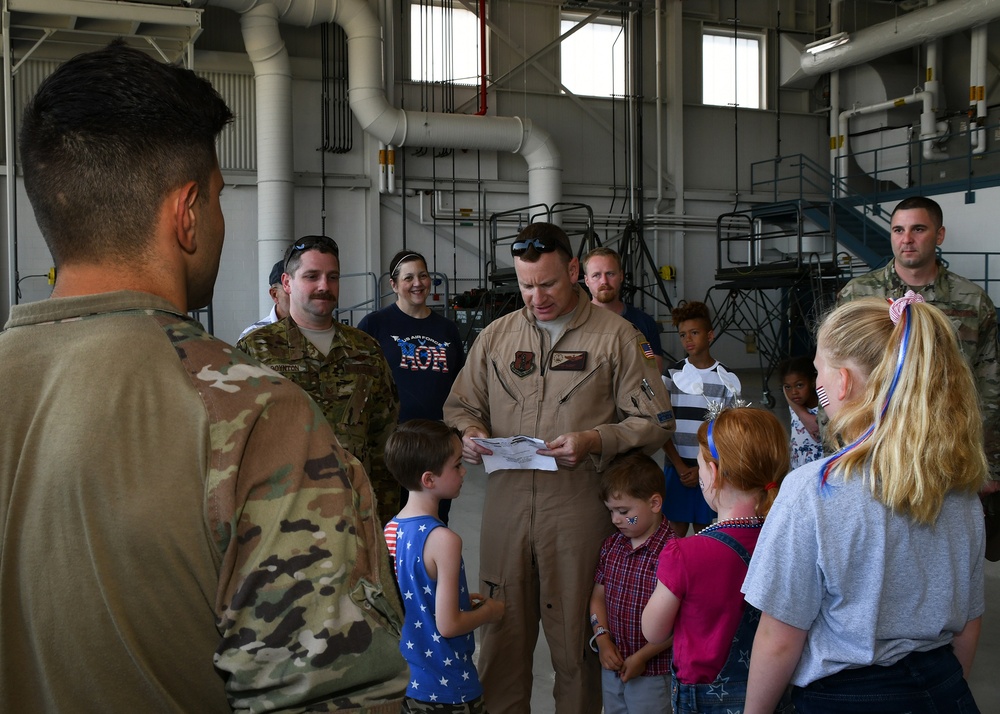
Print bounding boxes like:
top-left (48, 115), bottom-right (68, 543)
top-left (19, 41), bottom-right (233, 266)
top-left (384, 420), bottom-right (461, 492)
top-left (671, 301), bottom-right (712, 329)
top-left (778, 355), bottom-right (817, 381)
top-left (581, 246), bottom-right (622, 274)
top-left (284, 240), bottom-right (340, 277)
top-left (599, 451), bottom-right (665, 502)
top-left (892, 196), bottom-right (943, 229)
top-left (513, 222), bottom-right (574, 264)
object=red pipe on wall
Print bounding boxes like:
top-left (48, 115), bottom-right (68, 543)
top-left (476, 0), bottom-right (487, 115)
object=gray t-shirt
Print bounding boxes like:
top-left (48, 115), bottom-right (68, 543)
top-left (743, 458), bottom-right (985, 687)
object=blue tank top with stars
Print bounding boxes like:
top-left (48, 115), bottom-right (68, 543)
top-left (395, 514), bottom-right (482, 704)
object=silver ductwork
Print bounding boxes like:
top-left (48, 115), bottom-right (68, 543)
top-left (781, 0), bottom-right (1000, 88)
top-left (199, 0), bottom-right (562, 312)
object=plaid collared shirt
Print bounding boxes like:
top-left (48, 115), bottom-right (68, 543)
top-left (594, 518), bottom-right (676, 675)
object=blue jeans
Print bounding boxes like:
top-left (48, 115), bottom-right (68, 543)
top-left (601, 668), bottom-right (671, 714)
top-left (792, 645), bottom-right (979, 713)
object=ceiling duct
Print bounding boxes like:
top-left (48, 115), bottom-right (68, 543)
top-left (198, 0), bottom-right (562, 311)
top-left (780, 0), bottom-right (1000, 88)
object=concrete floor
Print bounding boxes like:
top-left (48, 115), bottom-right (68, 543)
top-left (446, 369), bottom-right (1000, 713)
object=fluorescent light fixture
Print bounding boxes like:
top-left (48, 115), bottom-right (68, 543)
top-left (805, 32), bottom-right (850, 55)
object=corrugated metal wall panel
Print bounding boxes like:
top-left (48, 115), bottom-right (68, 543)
top-left (199, 70), bottom-right (256, 172)
top-left (3, 62), bottom-right (256, 172)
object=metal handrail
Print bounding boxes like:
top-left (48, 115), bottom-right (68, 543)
top-left (939, 250), bottom-right (1000, 297)
top-left (334, 271), bottom-right (380, 326)
top-left (750, 118), bottom-right (1000, 212)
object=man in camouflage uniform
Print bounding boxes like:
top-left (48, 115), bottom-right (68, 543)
top-left (0, 43), bottom-right (406, 712)
top-left (838, 195), bottom-right (1000, 485)
top-left (238, 237), bottom-right (401, 525)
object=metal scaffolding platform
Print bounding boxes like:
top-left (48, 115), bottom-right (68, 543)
top-left (706, 201), bottom-right (845, 407)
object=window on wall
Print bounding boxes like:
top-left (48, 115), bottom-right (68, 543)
top-left (560, 13), bottom-right (625, 98)
top-left (410, 2), bottom-right (481, 84)
top-left (702, 29), bottom-right (765, 109)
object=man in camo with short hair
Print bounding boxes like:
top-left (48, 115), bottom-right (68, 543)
top-left (838, 195), bottom-right (1000, 485)
top-left (238, 236), bottom-right (401, 525)
top-left (0, 42), bottom-right (405, 712)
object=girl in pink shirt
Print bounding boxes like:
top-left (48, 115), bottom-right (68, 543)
top-left (641, 409), bottom-right (788, 714)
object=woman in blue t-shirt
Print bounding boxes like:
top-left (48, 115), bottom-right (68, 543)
top-left (359, 250), bottom-right (466, 522)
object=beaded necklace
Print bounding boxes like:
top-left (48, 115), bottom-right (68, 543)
top-left (698, 515), bottom-right (764, 536)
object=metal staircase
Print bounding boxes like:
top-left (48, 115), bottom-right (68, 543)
top-left (748, 153), bottom-right (894, 269)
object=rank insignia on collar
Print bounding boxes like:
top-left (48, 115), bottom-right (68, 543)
top-left (511, 351), bottom-right (536, 377)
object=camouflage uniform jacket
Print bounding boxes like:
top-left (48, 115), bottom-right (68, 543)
top-left (0, 291), bottom-right (405, 713)
top-left (839, 261), bottom-right (1000, 476)
top-left (238, 317), bottom-right (401, 524)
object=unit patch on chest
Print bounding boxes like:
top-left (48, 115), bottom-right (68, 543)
top-left (510, 351), bottom-right (536, 377)
top-left (549, 351), bottom-right (587, 371)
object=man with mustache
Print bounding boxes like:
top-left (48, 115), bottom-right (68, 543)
top-left (583, 247), bottom-right (664, 373)
top-left (238, 236), bottom-right (401, 524)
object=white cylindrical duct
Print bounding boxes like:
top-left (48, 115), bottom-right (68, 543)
top-left (387, 145), bottom-right (396, 194)
top-left (925, 0), bottom-right (941, 111)
top-left (829, 0), bottom-right (842, 193)
top-left (378, 141), bottom-right (387, 194)
top-left (203, 0), bottom-right (562, 208)
top-left (838, 91), bottom-right (933, 175)
top-left (239, 2), bottom-right (295, 315)
top-left (796, 0), bottom-right (1000, 78)
top-left (923, 45), bottom-right (941, 159)
top-left (973, 25), bottom-right (988, 154)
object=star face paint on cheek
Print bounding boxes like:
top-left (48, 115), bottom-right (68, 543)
top-left (626, 516), bottom-right (638, 525)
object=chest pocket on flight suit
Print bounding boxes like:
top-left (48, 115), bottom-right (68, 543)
top-left (556, 361), bottom-right (603, 405)
top-left (491, 358), bottom-right (522, 402)
top-left (551, 361), bottom-right (608, 437)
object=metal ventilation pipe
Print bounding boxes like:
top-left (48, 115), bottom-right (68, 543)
top-left (784, 0), bottom-right (1000, 84)
top-left (200, 0), bottom-right (563, 314)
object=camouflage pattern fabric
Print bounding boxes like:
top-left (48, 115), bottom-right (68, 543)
top-left (238, 317), bottom-right (402, 524)
top-left (839, 262), bottom-right (1000, 479)
top-left (1, 292), bottom-right (406, 713)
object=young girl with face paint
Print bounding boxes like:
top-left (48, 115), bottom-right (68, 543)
top-left (743, 294), bottom-right (988, 713)
top-left (641, 408), bottom-right (788, 714)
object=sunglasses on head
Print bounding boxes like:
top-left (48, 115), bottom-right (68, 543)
top-left (510, 234), bottom-right (571, 258)
top-left (284, 235), bottom-right (339, 268)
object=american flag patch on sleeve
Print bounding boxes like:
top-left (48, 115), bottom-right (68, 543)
top-left (640, 341), bottom-right (655, 360)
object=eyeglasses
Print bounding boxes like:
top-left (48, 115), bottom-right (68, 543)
top-left (510, 234), bottom-right (571, 258)
top-left (284, 235), bottom-right (339, 268)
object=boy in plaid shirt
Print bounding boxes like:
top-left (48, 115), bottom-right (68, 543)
top-left (590, 452), bottom-right (676, 713)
